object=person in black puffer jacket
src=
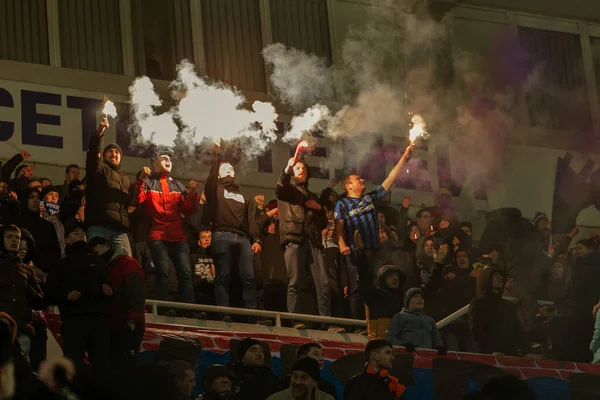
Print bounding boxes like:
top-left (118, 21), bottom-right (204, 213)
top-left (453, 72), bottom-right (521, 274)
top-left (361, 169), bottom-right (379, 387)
top-left (203, 146), bottom-right (262, 312)
top-left (17, 187), bottom-right (61, 273)
top-left (228, 338), bottom-right (280, 400)
top-left (45, 225), bottom-right (111, 368)
top-left (276, 157), bottom-right (329, 317)
top-left (85, 117), bottom-right (132, 256)
top-left (356, 248), bottom-right (407, 340)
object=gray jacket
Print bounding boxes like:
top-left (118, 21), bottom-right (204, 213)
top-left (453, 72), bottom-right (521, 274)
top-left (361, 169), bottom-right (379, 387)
top-left (385, 308), bottom-right (443, 349)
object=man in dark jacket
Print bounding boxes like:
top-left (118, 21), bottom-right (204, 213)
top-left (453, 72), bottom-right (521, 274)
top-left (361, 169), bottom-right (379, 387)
top-left (281, 343), bottom-right (338, 400)
top-left (0, 181), bottom-right (20, 226)
top-left (228, 338), bottom-right (280, 400)
top-left (85, 117), bottom-right (132, 256)
top-left (468, 269), bottom-right (529, 357)
top-left (276, 158), bottom-right (330, 317)
top-left (344, 340), bottom-right (406, 400)
top-left (17, 187), bottom-right (61, 273)
top-left (88, 236), bottom-right (146, 369)
top-left (201, 364), bottom-right (239, 399)
top-left (0, 225), bottom-right (44, 361)
top-left (133, 151), bottom-right (198, 303)
top-left (45, 226), bottom-right (112, 368)
top-left (203, 145), bottom-right (262, 312)
top-left (358, 255), bottom-right (407, 340)
top-left (57, 164), bottom-right (80, 203)
top-left (1, 150), bottom-right (31, 192)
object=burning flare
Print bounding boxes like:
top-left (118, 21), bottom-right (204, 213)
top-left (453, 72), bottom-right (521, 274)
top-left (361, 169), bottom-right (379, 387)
top-left (293, 140), bottom-right (310, 163)
top-left (409, 114), bottom-right (427, 143)
top-left (103, 96), bottom-right (117, 119)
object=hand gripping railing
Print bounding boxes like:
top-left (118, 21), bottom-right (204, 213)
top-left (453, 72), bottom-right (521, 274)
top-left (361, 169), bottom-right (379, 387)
top-left (146, 300), bottom-right (368, 328)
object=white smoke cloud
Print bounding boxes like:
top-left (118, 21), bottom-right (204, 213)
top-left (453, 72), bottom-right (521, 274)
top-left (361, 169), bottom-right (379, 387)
top-left (128, 76), bottom-right (178, 147)
top-left (262, 44), bottom-right (334, 112)
top-left (172, 60), bottom-right (278, 157)
top-left (284, 104), bottom-right (330, 143)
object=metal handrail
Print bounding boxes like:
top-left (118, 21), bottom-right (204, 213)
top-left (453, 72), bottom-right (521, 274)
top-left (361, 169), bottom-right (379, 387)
top-left (436, 298), bottom-right (556, 329)
top-left (146, 300), bottom-right (368, 328)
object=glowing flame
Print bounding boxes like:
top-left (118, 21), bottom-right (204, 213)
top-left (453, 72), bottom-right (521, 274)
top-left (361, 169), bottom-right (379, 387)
top-left (409, 114), bottom-right (427, 142)
top-left (102, 97), bottom-right (118, 119)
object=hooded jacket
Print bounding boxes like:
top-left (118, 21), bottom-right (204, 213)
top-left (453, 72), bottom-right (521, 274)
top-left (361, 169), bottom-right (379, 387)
top-left (275, 168), bottom-right (328, 247)
top-left (468, 269), bottom-right (529, 356)
top-left (0, 228), bottom-right (44, 328)
top-left (203, 155), bottom-right (260, 243)
top-left (85, 134), bottom-right (131, 232)
top-left (228, 362), bottom-right (281, 400)
top-left (385, 308), bottom-right (443, 349)
top-left (357, 251), bottom-right (407, 340)
top-left (45, 241), bottom-right (110, 318)
top-left (134, 172), bottom-right (199, 242)
top-left (17, 188), bottom-right (62, 273)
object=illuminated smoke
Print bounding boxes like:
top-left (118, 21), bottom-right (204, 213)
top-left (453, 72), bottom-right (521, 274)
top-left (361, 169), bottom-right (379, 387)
top-left (284, 104), bottom-right (330, 143)
top-left (128, 76), bottom-right (178, 147)
top-left (409, 114), bottom-right (428, 142)
top-left (102, 100), bottom-right (118, 119)
top-left (262, 43), bottom-right (334, 112)
top-left (172, 60), bottom-right (278, 156)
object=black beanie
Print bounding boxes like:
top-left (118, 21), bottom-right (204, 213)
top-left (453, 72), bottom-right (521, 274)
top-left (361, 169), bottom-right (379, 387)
top-left (292, 357), bottom-right (320, 383)
top-left (404, 287), bottom-right (424, 309)
top-left (237, 338), bottom-right (262, 360)
top-left (202, 365), bottom-right (235, 391)
top-left (103, 143), bottom-right (123, 157)
top-left (40, 185), bottom-right (60, 201)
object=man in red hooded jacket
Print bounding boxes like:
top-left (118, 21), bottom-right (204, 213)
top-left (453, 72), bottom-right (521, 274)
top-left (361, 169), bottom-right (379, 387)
top-left (133, 150), bottom-right (199, 304)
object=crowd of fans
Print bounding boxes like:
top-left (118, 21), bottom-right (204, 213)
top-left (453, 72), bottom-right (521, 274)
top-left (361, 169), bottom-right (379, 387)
top-left (0, 116), bottom-right (600, 399)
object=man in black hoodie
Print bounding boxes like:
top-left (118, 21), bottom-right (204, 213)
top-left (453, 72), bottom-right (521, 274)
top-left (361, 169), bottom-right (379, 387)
top-left (228, 338), bottom-right (280, 400)
top-left (45, 225), bottom-right (112, 368)
top-left (85, 117), bottom-right (132, 256)
top-left (203, 145), bottom-right (261, 313)
top-left (468, 269), bottom-right (529, 357)
top-left (17, 187), bottom-right (62, 273)
top-left (276, 158), bottom-right (330, 317)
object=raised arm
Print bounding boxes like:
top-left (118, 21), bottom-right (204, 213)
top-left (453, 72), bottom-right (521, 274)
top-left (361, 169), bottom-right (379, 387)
top-left (1, 151), bottom-right (29, 181)
top-left (86, 118), bottom-right (109, 174)
top-left (381, 143), bottom-right (414, 191)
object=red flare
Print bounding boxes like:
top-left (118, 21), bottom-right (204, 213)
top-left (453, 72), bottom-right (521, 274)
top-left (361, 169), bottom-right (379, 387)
top-left (293, 140), bottom-right (309, 163)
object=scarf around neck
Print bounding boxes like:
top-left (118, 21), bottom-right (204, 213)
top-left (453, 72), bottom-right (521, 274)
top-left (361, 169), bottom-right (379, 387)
top-left (365, 363), bottom-right (405, 398)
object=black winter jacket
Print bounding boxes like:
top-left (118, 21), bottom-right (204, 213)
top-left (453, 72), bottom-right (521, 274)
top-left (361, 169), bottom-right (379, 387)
top-left (45, 242), bottom-right (109, 318)
top-left (275, 169), bottom-right (328, 246)
top-left (228, 362), bottom-right (281, 400)
top-left (203, 155), bottom-right (260, 243)
top-left (0, 251), bottom-right (44, 328)
top-left (344, 370), bottom-right (406, 400)
top-left (468, 271), bottom-right (528, 356)
top-left (85, 135), bottom-right (131, 232)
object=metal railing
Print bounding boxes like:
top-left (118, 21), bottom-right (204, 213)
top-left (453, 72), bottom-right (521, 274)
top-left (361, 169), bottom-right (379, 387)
top-left (436, 297), bottom-right (555, 329)
top-left (146, 300), bottom-right (368, 329)
top-left (147, 297), bottom-right (555, 331)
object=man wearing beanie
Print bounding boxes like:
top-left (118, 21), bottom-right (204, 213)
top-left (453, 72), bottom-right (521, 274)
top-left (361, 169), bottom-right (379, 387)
top-left (228, 338), bottom-right (280, 400)
top-left (281, 343), bottom-right (337, 399)
top-left (267, 358), bottom-right (333, 400)
top-left (200, 364), bottom-right (239, 399)
top-left (385, 288), bottom-right (444, 352)
top-left (85, 117), bottom-right (132, 256)
top-left (40, 185), bottom-right (66, 256)
top-left (133, 150), bottom-right (198, 304)
top-left (345, 340), bottom-right (405, 400)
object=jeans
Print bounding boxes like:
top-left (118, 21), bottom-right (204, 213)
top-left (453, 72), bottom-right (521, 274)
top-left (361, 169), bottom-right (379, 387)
top-left (87, 225), bottom-right (132, 257)
top-left (284, 240), bottom-right (331, 316)
top-left (211, 231), bottom-right (257, 309)
top-left (148, 241), bottom-right (194, 303)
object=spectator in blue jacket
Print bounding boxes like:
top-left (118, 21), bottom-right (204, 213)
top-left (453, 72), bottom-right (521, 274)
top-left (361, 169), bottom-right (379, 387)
top-left (385, 288), bottom-right (444, 351)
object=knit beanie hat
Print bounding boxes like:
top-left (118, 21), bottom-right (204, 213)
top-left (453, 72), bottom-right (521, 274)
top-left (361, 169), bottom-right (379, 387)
top-left (404, 287), bottom-right (424, 309)
top-left (533, 212), bottom-right (548, 225)
top-left (103, 143), bottom-right (123, 157)
top-left (292, 357), bottom-right (320, 383)
top-left (40, 185), bottom-right (60, 201)
top-left (202, 365), bottom-right (235, 391)
top-left (237, 338), bottom-right (262, 360)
